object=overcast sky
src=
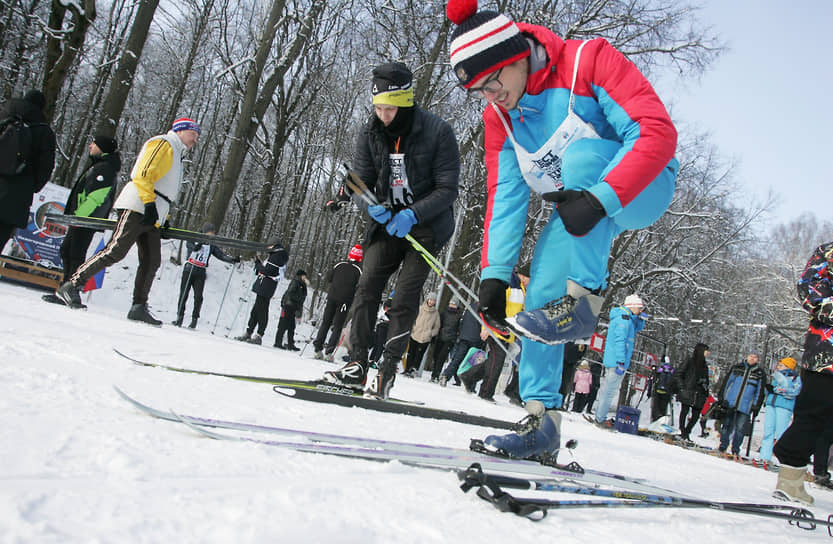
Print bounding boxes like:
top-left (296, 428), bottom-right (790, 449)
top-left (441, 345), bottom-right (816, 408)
top-left (657, 0), bottom-right (831, 226)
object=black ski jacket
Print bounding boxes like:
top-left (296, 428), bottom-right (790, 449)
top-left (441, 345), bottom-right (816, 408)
top-left (325, 260), bottom-right (362, 303)
top-left (281, 277), bottom-right (308, 317)
top-left (252, 248), bottom-right (288, 298)
top-left (64, 152), bottom-right (122, 219)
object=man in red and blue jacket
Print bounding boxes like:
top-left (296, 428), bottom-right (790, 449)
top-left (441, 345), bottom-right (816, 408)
top-left (446, 0), bottom-right (677, 459)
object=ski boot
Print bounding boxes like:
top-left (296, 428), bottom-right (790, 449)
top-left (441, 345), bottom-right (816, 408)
top-left (814, 472), bottom-right (833, 490)
top-left (127, 303), bottom-right (162, 326)
top-left (247, 333), bottom-right (262, 345)
top-left (366, 358), bottom-right (397, 399)
top-left (188, 318), bottom-right (197, 329)
top-left (314, 350), bottom-right (325, 360)
top-left (324, 360), bottom-right (367, 390)
top-left (172, 316), bottom-right (183, 327)
top-left (236, 331), bottom-right (252, 342)
top-left (773, 465), bottom-right (814, 505)
top-left (55, 281), bottom-right (84, 308)
top-left (438, 376), bottom-right (448, 387)
top-left (481, 400), bottom-right (561, 459)
top-left (508, 280), bottom-right (603, 345)
top-left (287, 343), bottom-right (300, 351)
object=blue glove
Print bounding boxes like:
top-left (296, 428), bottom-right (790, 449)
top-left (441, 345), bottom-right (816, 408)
top-left (368, 204), bottom-right (391, 224)
top-left (615, 362), bottom-right (626, 376)
top-left (386, 209), bottom-right (417, 237)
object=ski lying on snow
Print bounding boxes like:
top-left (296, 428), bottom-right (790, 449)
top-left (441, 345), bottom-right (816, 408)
top-left (115, 386), bottom-right (675, 495)
top-left (114, 348), bottom-right (421, 405)
top-left (273, 385), bottom-right (516, 430)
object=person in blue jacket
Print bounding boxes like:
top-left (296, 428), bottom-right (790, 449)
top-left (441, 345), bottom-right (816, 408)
top-left (592, 294), bottom-right (646, 426)
top-left (717, 350), bottom-right (767, 456)
top-left (760, 357), bottom-right (802, 464)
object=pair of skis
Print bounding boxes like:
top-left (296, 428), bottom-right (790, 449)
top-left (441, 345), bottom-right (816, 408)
top-left (115, 386), bottom-right (833, 533)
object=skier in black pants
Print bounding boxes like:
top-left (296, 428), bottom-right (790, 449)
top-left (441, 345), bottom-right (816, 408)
top-left (313, 244), bottom-right (363, 360)
top-left (430, 300), bottom-right (462, 381)
top-left (275, 269), bottom-right (308, 350)
top-left (323, 62), bottom-right (460, 399)
top-left (172, 223), bottom-right (239, 329)
top-left (236, 241), bottom-right (288, 345)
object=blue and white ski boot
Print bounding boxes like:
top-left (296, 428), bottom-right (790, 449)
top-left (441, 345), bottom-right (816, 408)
top-left (482, 400), bottom-right (562, 459)
top-left (507, 280), bottom-right (603, 345)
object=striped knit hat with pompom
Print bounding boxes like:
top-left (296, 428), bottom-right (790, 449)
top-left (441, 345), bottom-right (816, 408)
top-left (446, 0), bottom-right (530, 88)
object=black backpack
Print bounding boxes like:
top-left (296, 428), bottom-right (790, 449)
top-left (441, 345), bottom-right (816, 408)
top-left (0, 114), bottom-right (33, 176)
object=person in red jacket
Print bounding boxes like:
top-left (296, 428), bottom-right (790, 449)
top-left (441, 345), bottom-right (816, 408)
top-left (446, 0), bottom-right (677, 459)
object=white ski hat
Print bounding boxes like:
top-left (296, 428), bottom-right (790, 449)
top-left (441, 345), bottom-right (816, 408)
top-left (624, 294), bottom-right (644, 309)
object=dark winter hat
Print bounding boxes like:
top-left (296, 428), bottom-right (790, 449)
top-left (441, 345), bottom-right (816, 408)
top-left (93, 134), bottom-right (118, 154)
top-left (348, 244), bottom-right (364, 262)
top-left (24, 89), bottom-right (46, 110)
top-left (201, 222), bottom-right (216, 233)
top-left (172, 117), bottom-right (201, 134)
top-left (446, 0), bottom-right (530, 89)
top-left (372, 62), bottom-right (414, 107)
top-left (296, 269), bottom-right (307, 277)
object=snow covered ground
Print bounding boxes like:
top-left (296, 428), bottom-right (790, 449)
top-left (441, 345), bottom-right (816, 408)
top-left (1, 243), bottom-right (830, 543)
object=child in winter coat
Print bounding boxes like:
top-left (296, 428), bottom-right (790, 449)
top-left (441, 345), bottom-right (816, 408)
top-left (572, 361), bottom-right (593, 412)
top-left (760, 357), bottom-right (803, 463)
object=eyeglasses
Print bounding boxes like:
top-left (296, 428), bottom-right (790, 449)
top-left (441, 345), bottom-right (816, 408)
top-left (467, 68), bottom-right (503, 98)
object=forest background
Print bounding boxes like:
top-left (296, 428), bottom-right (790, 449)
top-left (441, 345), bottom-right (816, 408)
top-left (3, 0), bottom-right (830, 375)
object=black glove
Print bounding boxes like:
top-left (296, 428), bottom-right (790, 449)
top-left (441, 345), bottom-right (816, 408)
top-left (542, 189), bottom-right (606, 236)
top-left (159, 220), bottom-right (171, 239)
top-left (142, 202), bottom-right (159, 226)
top-left (765, 383), bottom-right (774, 393)
top-left (479, 278), bottom-right (508, 332)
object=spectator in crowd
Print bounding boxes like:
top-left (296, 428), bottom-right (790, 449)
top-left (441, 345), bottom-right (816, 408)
top-left (403, 297), bottom-right (441, 376)
top-left (313, 244), bottom-right (363, 361)
top-left (676, 343), bottom-right (711, 440)
top-left (57, 118), bottom-right (200, 324)
top-left (0, 90), bottom-right (56, 254)
top-left (430, 300), bottom-right (462, 382)
top-left (759, 357), bottom-right (801, 467)
top-left (572, 361), bottom-right (593, 412)
top-left (559, 342), bottom-right (584, 409)
top-left (439, 303), bottom-right (485, 387)
top-left (717, 349), bottom-right (766, 457)
top-left (774, 241), bottom-right (833, 504)
top-left (650, 356), bottom-right (675, 422)
top-left (172, 223), bottom-right (238, 328)
top-left (593, 295), bottom-right (646, 427)
top-left (274, 269), bottom-right (309, 350)
top-left (584, 357), bottom-right (603, 415)
top-left (236, 241), bottom-right (289, 344)
top-left (323, 61), bottom-right (460, 399)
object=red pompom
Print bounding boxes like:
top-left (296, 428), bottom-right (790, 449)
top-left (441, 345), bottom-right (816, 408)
top-left (446, 0), bottom-right (478, 25)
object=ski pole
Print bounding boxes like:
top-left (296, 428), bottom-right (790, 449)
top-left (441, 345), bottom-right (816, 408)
top-left (226, 296), bottom-right (248, 337)
top-left (459, 464), bottom-right (828, 531)
top-left (211, 261), bottom-right (237, 335)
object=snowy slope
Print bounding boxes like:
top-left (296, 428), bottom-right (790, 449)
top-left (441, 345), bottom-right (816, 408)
top-left (0, 245), bottom-right (829, 543)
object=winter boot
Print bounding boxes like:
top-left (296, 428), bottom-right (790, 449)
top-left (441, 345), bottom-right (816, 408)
top-left (236, 331), bottom-right (252, 342)
top-left (366, 358), bottom-right (397, 399)
top-left (814, 472), bottom-right (833, 490)
top-left (323, 360), bottom-right (368, 390)
top-left (508, 280), bottom-right (603, 345)
top-left (247, 333), bottom-right (262, 345)
top-left (188, 317), bottom-right (198, 329)
top-left (127, 304), bottom-right (162, 326)
top-left (55, 281), bottom-right (83, 308)
top-left (314, 350), bottom-right (325, 360)
top-left (287, 343), bottom-right (300, 351)
top-left (172, 316), bottom-right (183, 327)
top-left (482, 400), bottom-right (562, 459)
top-left (773, 464), bottom-right (814, 505)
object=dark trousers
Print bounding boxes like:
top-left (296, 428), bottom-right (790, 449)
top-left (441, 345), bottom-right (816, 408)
top-left (405, 338), bottom-right (430, 373)
top-left (0, 222), bottom-right (14, 253)
top-left (314, 298), bottom-right (351, 353)
top-left (71, 210), bottom-right (160, 305)
top-left (369, 321), bottom-right (389, 363)
top-left (431, 339), bottom-right (454, 379)
top-left (349, 227), bottom-right (434, 363)
top-left (679, 402), bottom-right (704, 436)
top-left (573, 392), bottom-right (590, 412)
top-left (442, 339), bottom-right (481, 380)
top-left (176, 265), bottom-right (206, 320)
top-left (775, 370), bottom-right (833, 468)
top-left (651, 392), bottom-right (671, 422)
top-left (247, 295), bottom-right (271, 336)
top-left (275, 305), bottom-right (298, 346)
top-left (59, 226), bottom-right (95, 282)
top-left (461, 336), bottom-right (508, 400)
top-left (585, 385), bottom-right (600, 414)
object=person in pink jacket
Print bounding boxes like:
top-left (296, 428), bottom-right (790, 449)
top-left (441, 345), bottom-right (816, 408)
top-left (572, 361), bottom-right (593, 412)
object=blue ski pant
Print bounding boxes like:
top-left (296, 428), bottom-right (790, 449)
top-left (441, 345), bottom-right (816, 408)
top-left (519, 139), bottom-right (676, 409)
